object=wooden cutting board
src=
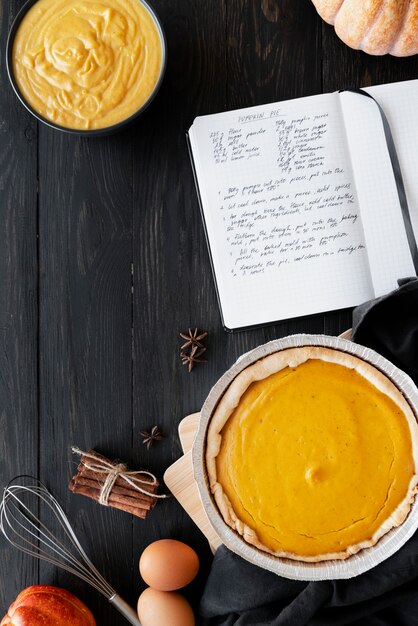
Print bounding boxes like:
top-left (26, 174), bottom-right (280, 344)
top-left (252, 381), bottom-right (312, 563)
top-left (164, 413), bottom-right (221, 551)
top-left (164, 331), bottom-right (353, 551)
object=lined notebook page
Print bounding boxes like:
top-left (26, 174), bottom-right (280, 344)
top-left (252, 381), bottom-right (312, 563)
top-left (339, 81), bottom-right (417, 297)
top-left (189, 93), bottom-right (373, 329)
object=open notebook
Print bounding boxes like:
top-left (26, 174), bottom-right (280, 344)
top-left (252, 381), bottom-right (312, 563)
top-left (188, 80), bottom-right (418, 330)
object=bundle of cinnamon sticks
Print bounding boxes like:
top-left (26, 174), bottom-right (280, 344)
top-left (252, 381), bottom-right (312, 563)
top-left (69, 449), bottom-right (162, 519)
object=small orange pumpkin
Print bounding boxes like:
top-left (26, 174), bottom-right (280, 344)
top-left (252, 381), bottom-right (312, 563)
top-left (312, 0), bottom-right (418, 56)
top-left (1, 586), bottom-right (96, 626)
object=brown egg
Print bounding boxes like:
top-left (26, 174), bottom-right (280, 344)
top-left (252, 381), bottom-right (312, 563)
top-left (139, 539), bottom-right (200, 591)
top-left (137, 588), bottom-right (195, 626)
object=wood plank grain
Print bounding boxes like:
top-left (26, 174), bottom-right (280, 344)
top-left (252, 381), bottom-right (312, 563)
top-left (131, 2), bottom-right (228, 614)
top-left (37, 128), bottom-right (134, 625)
top-left (0, 0), bottom-right (39, 615)
top-left (227, 0), bottom-right (322, 109)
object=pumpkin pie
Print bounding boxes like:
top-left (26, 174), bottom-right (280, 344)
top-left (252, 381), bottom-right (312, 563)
top-left (206, 347), bottom-right (418, 561)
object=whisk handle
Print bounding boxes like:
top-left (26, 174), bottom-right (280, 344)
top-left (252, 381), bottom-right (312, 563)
top-left (109, 594), bottom-right (141, 626)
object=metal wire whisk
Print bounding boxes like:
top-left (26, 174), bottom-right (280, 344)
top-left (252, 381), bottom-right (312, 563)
top-left (0, 477), bottom-right (141, 626)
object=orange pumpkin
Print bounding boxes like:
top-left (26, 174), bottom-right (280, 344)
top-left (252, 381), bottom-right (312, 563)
top-left (1, 585), bottom-right (96, 626)
top-left (312, 0), bottom-right (418, 56)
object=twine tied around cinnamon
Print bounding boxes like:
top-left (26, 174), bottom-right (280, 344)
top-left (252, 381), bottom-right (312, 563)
top-left (71, 447), bottom-right (168, 506)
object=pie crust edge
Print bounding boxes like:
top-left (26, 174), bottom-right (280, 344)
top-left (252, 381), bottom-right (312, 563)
top-left (205, 346), bottom-right (418, 562)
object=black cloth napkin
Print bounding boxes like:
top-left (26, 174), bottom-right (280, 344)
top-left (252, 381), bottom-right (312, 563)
top-left (200, 278), bottom-right (418, 626)
top-left (352, 278), bottom-right (418, 386)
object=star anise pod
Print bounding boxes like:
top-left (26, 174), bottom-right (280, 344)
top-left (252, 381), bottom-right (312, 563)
top-left (180, 345), bottom-right (207, 372)
top-left (140, 425), bottom-right (164, 450)
top-left (179, 328), bottom-right (208, 350)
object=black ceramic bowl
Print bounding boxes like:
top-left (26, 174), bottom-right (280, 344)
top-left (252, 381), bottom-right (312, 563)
top-left (6, 0), bottom-right (167, 136)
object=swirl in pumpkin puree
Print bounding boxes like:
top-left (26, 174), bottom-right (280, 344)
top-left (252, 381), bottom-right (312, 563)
top-left (13, 0), bottom-right (162, 130)
top-left (216, 359), bottom-right (415, 556)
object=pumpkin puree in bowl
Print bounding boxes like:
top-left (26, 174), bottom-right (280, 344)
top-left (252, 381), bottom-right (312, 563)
top-left (216, 358), bottom-right (415, 558)
top-left (12, 0), bottom-right (163, 130)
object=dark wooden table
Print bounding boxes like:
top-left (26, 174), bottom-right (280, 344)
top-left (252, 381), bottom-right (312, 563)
top-left (1, 1), bottom-right (418, 623)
